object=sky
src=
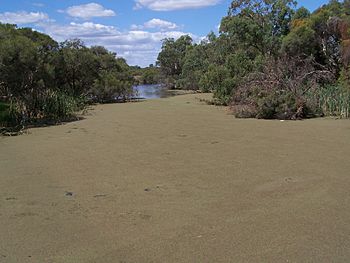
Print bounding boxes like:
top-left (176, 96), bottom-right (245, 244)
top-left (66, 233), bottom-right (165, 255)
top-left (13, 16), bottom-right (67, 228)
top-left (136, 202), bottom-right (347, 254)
top-left (0, 0), bottom-right (330, 67)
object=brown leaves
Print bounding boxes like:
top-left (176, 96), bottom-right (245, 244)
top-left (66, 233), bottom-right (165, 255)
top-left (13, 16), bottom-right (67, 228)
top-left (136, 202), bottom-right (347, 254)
top-left (231, 56), bottom-right (334, 119)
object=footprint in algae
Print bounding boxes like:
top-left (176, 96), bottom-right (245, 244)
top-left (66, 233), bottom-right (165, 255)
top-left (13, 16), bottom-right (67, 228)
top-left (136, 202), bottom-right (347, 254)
top-left (5, 197), bottom-right (17, 201)
top-left (93, 194), bottom-right (107, 198)
top-left (285, 177), bottom-right (294, 183)
top-left (144, 185), bottom-right (165, 192)
top-left (139, 213), bottom-right (151, 220)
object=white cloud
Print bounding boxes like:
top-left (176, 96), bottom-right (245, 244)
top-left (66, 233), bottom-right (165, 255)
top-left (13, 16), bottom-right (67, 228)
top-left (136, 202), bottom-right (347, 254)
top-left (134, 0), bottom-right (221, 11)
top-left (63, 3), bottom-right (116, 19)
top-left (131, 18), bottom-right (179, 31)
top-left (43, 22), bottom-right (118, 39)
top-left (144, 18), bottom-right (179, 30)
top-left (0, 11), bottom-right (49, 24)
top-left (39, 21), bottom-right (197, 67)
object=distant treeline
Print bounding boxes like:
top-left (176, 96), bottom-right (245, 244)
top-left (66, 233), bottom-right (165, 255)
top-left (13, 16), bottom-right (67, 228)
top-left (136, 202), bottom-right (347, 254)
top-left (0, 23), bottom-right (135, 128)
top-left (130, 64), bottom-right (161, 85)
top-left (157, 0), bottom-right (350, 119)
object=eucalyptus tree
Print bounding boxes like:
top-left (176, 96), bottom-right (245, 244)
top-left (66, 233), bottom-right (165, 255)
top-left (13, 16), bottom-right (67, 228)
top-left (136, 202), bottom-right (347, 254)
top-left (157, 35), bottom-right (193, 87)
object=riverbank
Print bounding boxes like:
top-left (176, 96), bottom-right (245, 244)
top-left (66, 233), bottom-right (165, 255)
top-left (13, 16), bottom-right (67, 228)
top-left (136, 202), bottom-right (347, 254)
top-left (1, 93), bottom-right (350, 262)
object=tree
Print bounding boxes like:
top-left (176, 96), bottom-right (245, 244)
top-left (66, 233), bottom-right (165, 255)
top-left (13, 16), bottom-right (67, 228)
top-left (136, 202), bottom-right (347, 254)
top-left (57, 39), bottom-right (99, 97)
top-left (177, 44), bottom-right (209, 90)
top-left (0, 23), bottom-right (136, 128)
top-left (293, 7), bottom-right (311, 20)
top-left (157, 35), bottom-right (193, 88)
top-left (0, 35), bottom-right (39, 101)
top-left (88, 46), bottom-right (134, 102)
top-left (92, 71), bottom-right (133, 103)
top-left (153, 0), bottom-right (350, 118)
top-left (221, 0), bottom-right (296, 56)
top-left (282, 23), bottom-right (318, 57)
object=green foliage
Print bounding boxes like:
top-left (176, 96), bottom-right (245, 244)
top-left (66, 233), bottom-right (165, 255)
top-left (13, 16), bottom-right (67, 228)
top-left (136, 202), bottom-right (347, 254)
top-left (92, 71), bottom-right (134, 103)
top-left (223, 0), bottom-right (296, 55)
top-left (293, 7), bottom-right (311, 19)
top-left (281, 24), bottom-right (317, 57)
top-left (315, 85), bottom-right (350, 118)
top-left (0, 34), bottom-right (40, 97)
top-left (0, 102), bottom-right (9, 125)
top-left (231, 56), bottom-right (335, 119)
top-left (56, 39), bottom-right (99, 97)
top-left (131, 65), bottom-right (161, 85)
top-left (157, 35), bottom-right (193, 88)
top-left (317, 67), bottom-right (350, 118)
top-left (0, 101), bottom-right (22, 127)
top-left (0, 23), bottom-right (134, 128)
top-left (213, 78), bottom-right (237, 105)
top-left (87, 47), bottom-right (134, 103)
top-left (177, 44), bottom-right (209, 90)
top-left (199, 65), bottom-right (229, 92)
top-left (141, 67), bottom-right (161, 84)
top-left (155, 0), bottom-right (350, 119)
top-left (41, 91), bottom-right (82, 120)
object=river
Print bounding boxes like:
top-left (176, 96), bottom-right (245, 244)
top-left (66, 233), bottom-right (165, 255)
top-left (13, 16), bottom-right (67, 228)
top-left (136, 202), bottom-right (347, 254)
top-left (133, 84), bottom-right (173, 99)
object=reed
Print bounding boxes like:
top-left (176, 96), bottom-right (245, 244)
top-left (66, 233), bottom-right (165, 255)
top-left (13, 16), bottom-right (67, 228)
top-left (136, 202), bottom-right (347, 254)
top-left (316, 85), bottom-right (350, 118)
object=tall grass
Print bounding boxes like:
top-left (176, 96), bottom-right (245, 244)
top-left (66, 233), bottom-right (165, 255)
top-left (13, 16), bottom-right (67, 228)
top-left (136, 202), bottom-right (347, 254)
top-left (316, 85), bottom-right (350, 118)
top-left (1, 90), bottom-right (83, 129)
top-left (41, 90), bottom-right (82, 120)
top-left (0, 102), bottom-right (8, 125)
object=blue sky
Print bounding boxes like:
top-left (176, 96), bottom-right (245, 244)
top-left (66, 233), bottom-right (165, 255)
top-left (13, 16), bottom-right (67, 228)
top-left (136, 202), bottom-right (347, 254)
top-left (0, 0), bottom-right (329, 67)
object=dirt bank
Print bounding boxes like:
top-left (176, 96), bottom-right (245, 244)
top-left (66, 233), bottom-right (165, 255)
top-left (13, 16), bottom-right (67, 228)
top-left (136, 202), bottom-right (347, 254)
top-left (1, 94), bottom-right (350, 262)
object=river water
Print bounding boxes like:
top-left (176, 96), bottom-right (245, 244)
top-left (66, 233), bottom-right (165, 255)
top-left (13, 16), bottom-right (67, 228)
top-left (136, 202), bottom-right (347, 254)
top-left (133, 84), bottom-right (173, 99)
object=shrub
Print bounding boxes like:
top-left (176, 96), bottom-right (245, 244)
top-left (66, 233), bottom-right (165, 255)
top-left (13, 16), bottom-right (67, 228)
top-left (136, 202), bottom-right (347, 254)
top-left (231, 57), bottom-right (334, 119)
top-left (0, 102), bottom-right (10, 126)
top-left (199, 65), bottom-right (235, 105)
top-left (41, 90), bottom-right (81, 120)
top-left (0, 101), bottom-right (22, 127)
top-left (91, 71), bottom-right (134, 103)
top-left (213, 77), bottom-right (236, 105)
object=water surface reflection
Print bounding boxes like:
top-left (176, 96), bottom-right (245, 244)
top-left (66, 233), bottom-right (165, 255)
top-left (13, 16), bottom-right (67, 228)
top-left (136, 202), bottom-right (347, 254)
top-left (133, 84), bottom-right (173, 99)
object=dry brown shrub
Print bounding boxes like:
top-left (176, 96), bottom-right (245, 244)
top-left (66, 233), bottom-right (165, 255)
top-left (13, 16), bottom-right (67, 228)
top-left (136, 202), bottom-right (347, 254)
top-left (231, 56), bottom-right (334, 119)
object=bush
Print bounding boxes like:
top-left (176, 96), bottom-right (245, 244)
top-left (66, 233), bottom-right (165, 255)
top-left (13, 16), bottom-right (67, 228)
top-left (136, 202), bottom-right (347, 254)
top-left (199, 65), bottom-right (228, 92)
top-left (231, 57), bottom-right (334, 119)
top-left (177, 70), bottom-right (202, 90)
top-left (0, 25), bottom-right (136, 129)
top-left (213, 77), bottom-right (236, 105)
top-left (91, 71), bottom-right (134, 103)
top-left (0, 102), bottom-right (10, 126)
top-left (0, 101), bottom-right (22, 127)
top-left (41, 91), bottom-right (82, 120)
top-left (1, 91), bottom-right (83, 126)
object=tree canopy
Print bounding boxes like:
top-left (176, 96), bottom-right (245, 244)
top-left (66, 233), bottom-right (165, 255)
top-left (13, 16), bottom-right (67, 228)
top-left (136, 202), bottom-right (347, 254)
top-left (0, 23), bottom-right (135, 127)
top-left (157, 0), bottom-right (350, 119)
